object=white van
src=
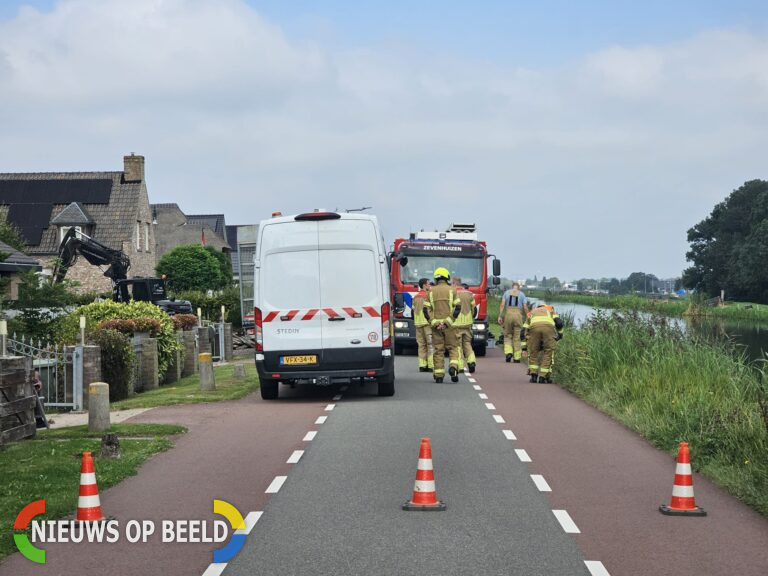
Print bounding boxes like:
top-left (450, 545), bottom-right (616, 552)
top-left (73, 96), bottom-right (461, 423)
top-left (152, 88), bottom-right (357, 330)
top-left (253, 210), bottom-right (395, 399)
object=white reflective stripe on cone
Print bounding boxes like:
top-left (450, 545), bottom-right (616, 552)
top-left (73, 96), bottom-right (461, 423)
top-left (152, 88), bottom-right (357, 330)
top-left (413, 480), bottom-right (436, 492)
top-left (80, 473), bottom-right (97, 485)
top-left (77, 495), bottom-right (101, 508)
top-left (675, 463), bottom-right (692, 475)
top-left (417, 459), bottom-right (434, 471)
top-left (671, 485), bottom-right (695, 498)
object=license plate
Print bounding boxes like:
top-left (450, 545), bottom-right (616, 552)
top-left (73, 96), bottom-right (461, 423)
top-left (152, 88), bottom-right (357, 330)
top-left (280, 355), bottom-right (317, 365)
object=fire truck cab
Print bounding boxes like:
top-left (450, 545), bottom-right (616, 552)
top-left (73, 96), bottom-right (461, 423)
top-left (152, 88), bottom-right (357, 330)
top-left (390, 223), bottom-right (500, 356)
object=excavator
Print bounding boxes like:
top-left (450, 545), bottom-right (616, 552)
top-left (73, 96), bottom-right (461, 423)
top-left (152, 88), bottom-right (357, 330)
top-left (52, 228), bottom-right (193, 315)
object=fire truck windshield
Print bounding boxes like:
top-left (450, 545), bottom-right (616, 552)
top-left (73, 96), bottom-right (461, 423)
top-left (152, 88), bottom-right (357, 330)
top-left (400, 256), bottom-right (484, 286)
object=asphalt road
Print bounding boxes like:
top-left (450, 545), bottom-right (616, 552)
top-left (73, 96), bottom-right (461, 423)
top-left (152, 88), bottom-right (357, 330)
top-left (224, 360), bottom-right (590, 576)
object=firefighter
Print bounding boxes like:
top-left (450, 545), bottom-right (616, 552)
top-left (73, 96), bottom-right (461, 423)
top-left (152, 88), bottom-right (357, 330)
top-left (452, 277), bottom-right (477, 373)
top-left (522, 304), bottom-right (564, 383)
top-left (497, 282), bottom-right (528, 363)
top-left (412, 278), bottom-right (434, 372)
top-left (424, 267), bottom-right (460, 383)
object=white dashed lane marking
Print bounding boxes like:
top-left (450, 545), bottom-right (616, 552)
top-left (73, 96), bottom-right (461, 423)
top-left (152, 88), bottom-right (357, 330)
top-left (478, 393), bottom-right (488, 399)
top-left (584, 560), bottom-right (611, 576)
top-left (485, 403), bottom-right (496, 410)
top-left (325, 404), bottom-right (336, 411)
top-left (515, 449), bottom-right (532, 462)
top-left (286, 450), bottom-right (304, 464)
top-left (332, 394), bottom-right (342, 401)
top-left (502, 429), bottom-right (516, 440)
top-left (303, 431), bottom-right (318, 441)
top-left (468, 377), bottom-right (477, 383)
top-left (315, 416), bottom-right (327, 424)
top-left (530, 474), bottom-right (552, 492)
top-left (265, 476), bottom-right (287, 494)
top-left (493, 414), bottom-right (505, 423)
top-left (552, 509), bottom-right (580, 533)
top-left (202, 563), bottom-right (227, 576)
top-left (472, 384), bottom-right (482, 390)
top-left (237, 511), bottom-right (263, 535)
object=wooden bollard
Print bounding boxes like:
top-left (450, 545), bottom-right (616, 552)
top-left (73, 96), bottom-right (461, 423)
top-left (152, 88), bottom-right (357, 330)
top-left (233, 364), bottom-right (246, 379)
top-left (199, 353), bottom-right (216, 391)
top-left (88, 382), bottom-right (110, 433)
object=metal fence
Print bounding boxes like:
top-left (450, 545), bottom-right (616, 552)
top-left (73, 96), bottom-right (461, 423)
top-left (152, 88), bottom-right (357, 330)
top-left (2, 334), bottom-right (83, 411)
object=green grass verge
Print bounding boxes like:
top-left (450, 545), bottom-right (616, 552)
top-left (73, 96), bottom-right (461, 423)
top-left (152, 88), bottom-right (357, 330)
top-left (112, 363), bottom-right (259, 410)
top-left (554, 311), bottom-right (768, 516)
top-left (0, 424), bottom-right (186, 561)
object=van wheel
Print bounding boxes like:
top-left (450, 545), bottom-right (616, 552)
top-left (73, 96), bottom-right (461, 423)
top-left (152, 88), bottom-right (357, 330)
top-left (473, 345), bottom-right (487, 357)
top-left (377, 373), bottom-right (395, 397)
top-left (261, 380), bottom-right (279, 400)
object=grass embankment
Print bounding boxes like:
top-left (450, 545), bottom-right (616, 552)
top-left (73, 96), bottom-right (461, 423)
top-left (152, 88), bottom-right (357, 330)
top-left (527, 289), bottom-right (768, 322)
top-left (0, 423), bottom-right (186, 561)
top-left (554, 312), bottom-right (768, 515)
top-left (112, 362), bottom-right (259, 410)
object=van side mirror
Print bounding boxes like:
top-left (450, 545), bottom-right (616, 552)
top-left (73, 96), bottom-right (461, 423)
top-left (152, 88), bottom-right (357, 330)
top-left (397, 253), bottom-right (408, 267)
top-left (393, 293), bottom-right (405, 312)
top-left (492, 276), bottom-right (501, 286)
top-left (492, 259), bottom-right (501, 277)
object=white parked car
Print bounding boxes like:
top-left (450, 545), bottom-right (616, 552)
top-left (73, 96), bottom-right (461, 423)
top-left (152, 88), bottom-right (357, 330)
top-left (253, 210), bottom-right (395, 399)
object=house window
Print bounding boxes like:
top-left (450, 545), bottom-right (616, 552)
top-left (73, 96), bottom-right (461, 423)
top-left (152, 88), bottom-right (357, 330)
top-left (136, 221), bottom-right (141, 251)
top-left (145, 222), bottom-right (151, 252)
top-left (60, 226), bottom-right (82, 243)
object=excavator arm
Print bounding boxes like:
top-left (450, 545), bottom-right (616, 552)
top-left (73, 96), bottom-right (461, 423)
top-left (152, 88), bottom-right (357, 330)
top-left (52, 228), bottom-right (132, 286)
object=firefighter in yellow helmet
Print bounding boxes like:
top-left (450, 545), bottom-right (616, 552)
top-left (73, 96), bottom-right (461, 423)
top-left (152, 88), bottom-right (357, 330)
top-left (423, 267), bottom-right (461, 382)
top-left (412, 278), bottom-right (434, 372)
top-left (452, 276), bottom-right (477, 373)
top-left (497, 282), bottom-right (528, 363)
top-left (522, 303), bottom-right (564, 383)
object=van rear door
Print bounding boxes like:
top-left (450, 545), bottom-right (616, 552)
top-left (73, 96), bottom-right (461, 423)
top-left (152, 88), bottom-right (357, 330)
top-left (260, 221), bottom-right (322, 368)
top-left (317, 220), bottom-right (383, 370)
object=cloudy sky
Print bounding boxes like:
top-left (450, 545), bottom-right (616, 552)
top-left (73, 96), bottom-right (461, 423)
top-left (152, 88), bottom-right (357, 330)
top-left (1, 0), bottom-right (767, 281)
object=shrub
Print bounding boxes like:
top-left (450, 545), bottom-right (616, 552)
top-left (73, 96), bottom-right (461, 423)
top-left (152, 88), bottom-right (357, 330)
top-left (171, 314), bottom-right (198, 331)
top-left (156, 245), bottom-right (230, 292)
top-left (90, 329), bottom-right (135, 401)
top-left (97, 319), bottom-right (137, 335)
top-left (133, 317), bottom-right (162, 335)
top-left (57, 300), bottom-right (181, 379)
top-left (173, 287), bottom-right (242, 329)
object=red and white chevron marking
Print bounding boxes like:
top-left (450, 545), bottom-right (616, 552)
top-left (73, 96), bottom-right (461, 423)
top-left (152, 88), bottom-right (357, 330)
top-left (262, 307), bottom-right (381, 322)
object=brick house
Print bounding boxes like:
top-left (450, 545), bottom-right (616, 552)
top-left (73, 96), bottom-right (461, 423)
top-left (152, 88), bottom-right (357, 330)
top-left (0, 154), bottom-right (156, 293)
top-left (151, 203), bottom-right (231, 259)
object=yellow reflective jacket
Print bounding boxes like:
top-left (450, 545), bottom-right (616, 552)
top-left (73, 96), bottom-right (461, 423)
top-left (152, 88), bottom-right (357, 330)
top-left (454, 289), bottom-right (475, 327)
top-left (425, 281), bottom-right (458, 326)
top-left (412, 290), bottom-right (430, 327)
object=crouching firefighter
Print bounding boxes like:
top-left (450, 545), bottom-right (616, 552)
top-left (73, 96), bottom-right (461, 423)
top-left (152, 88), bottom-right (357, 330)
top-left (412, 278), bottom-right (434, 372)
top-left (522, 304), bottom-right (564, 383)
top-left (424, 268), bottom-right (461, 383)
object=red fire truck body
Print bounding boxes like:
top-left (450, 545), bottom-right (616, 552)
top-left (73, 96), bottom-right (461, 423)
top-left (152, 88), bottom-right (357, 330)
top-left (390, 224), bottom-right (500, 356)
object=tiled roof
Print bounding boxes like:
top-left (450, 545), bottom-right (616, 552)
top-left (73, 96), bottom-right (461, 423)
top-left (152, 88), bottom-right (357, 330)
top-left (0, 240), bottom-right (41, 272)
top-left (0, 171), bottom-right (144, 254)
top-left (187, 214), bottom-right (226, 237)
top-left (50, 202), bottom-right (95, 226)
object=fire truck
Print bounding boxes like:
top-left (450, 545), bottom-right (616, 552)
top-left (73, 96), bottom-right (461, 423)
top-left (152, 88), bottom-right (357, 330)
top-left (390, 223), bottom-right (500, 356)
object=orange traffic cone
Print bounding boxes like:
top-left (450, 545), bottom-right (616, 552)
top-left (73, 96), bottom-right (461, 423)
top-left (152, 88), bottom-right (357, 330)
top-left (659, 442), bottom-right (706, 516)
top-left (402, 438), bottom-right (446, 511)
top-left (76, 451), bottom-right (106, 522)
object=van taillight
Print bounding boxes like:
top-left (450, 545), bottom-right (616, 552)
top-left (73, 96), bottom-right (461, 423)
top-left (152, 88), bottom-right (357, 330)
top-left (381, 302), bottom-right (391, 348)
top-left (254, 307), bottom-right (263, 353)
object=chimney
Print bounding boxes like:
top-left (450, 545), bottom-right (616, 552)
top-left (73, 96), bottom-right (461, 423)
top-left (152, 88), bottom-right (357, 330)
top-left (123, 153), bottom-right (145, 182)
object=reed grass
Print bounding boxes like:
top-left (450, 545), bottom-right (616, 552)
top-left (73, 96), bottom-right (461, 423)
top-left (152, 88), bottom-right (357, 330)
top-left (554, 311), bottom-right (768, 515)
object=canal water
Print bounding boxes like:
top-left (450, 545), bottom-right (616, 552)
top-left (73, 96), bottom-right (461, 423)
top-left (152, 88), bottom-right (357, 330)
top-left (543, 301), bottom-right (768, 364)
